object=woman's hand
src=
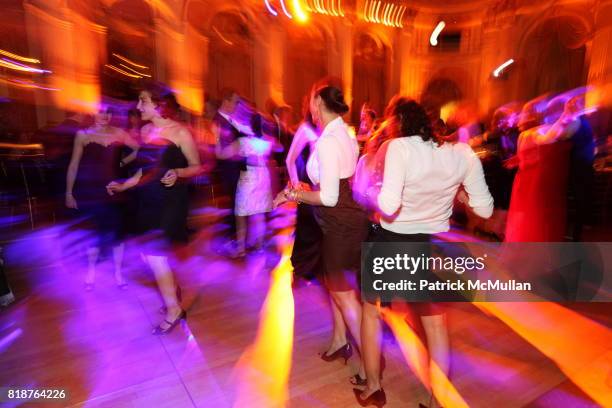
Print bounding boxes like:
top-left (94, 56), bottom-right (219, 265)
top-left (503, 155), bottom-right (519, 169)
top-left (106, 181), bottom-right (125, 196)
top-left (287, 180), bottom-right (311, 191)
top-left (161, 169), bottom-right (178, 187)
top-left (273, 189), bottom-right (290, 209)
top-left (65, 193), bottom-right (78, 209)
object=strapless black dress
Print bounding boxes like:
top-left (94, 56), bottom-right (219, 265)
top-left (74, 141), bottom-right (123, 249)
top-left (134, 142), bottom-right (189, 250)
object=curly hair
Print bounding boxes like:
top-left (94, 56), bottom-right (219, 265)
top-left (394, 99), bottom-right (434, 143)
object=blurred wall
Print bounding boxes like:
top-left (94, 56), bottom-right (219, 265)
top-left (0, 0), bottom-right (610, 127)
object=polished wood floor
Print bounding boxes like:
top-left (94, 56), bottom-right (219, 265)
top-left (0, 207), bottom-right (609, 408)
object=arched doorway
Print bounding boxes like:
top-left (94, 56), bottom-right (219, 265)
top-left (352, 33), bottom-right (388, 124)
top-left (206, 11), bottom-right (254, 101)
top-left (103, 0), bottom-right (156, 100)
top-left (421, 77), bottom-right (463, 118)
top-left (520, 15), bottom-right (590, 100)
top-left (284, 24), bottom-right (328, 120)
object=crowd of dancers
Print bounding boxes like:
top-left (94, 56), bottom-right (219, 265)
top-left (37, 76), bottom-right (602, 407)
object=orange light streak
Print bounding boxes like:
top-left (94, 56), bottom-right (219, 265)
top-left (212, 25), bottom-right (234, 46)
top-left (104, 64), bottom-right (142, 78)
top-left (111, 53), bottom-right (149, 70)
top-left (119, 63), bottom-right (152, 78)
top-left (473, 302), bottom-right (612, 406)
top-left (233, 232), bottom-right (295, 408)
top-left (363, 1), bottom-right (404, 27)
top-left (0, 49), bottom-right (40, 64)
top-left (382, 308), bottom-right (469, 408)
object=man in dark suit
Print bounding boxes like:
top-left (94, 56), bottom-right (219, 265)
top-left (213, 88), bottom-right (247, 253)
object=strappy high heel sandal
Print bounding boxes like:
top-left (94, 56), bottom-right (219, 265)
top-left (152, 310), bottom-right (186, 335)
top-left (159, 287), bottom-right (182, 314)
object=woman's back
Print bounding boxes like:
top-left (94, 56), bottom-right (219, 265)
top-left (378, 137), bottom-right (493, 234)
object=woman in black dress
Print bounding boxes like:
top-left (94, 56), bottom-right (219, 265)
top-left (107, 84), bottom-right (201, 334)
top-left (66, 105), bottom-right (138, 290)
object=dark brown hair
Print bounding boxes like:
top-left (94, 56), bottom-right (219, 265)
top-left (141, 81), bottom-right (180, 120)
top-left (395, 99), bottom-right (434, 143)
top-left (313, 85), bottom-right (349, 115)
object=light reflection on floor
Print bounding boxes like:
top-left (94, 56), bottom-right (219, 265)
top-left (0, 205), bottom-right (608, 407)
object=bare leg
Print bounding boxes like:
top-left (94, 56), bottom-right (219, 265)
top-left (235, 215), bottom-right (247, 255)
top-left (85, 246), bottom-right (99, 285)
top-left (331, 290), bottom-right (365, 377)
top-left (251, 213), bottom-right (265, 249)
top-left (326, 297), bottom-right (348, 354)
top-left (147, 255), bottom-right (181, 329)
top-left (113, 243), bottom-right (125, 286)
top-left (361, 302), bottom-right (383, 398)
top-left (421, 314), bottom-right (450, 408)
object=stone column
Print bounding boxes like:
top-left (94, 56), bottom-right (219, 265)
top-left (253, 25), bottom-right (285, 110)
top-left (24, 2), bottom-right (102, 125)
top-left (153, 17), bottom-right (168, 84)
top-left (588, 0), bottom-right (612, 107)
top-left (163, 21), bottom-right (208, 115)
top-left (328, 19), bottom-right (353, 112)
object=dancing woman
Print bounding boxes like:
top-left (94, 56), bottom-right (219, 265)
top-left (107, 83), bottom-right (201, 334)
top-left (66, 105), bottom-right (139, 290)
top-left (215, 113), bottom-right (274, 256)
top-left (357, 100), bottom-right (493, 407)
top-left (285, 107), bottom-right (322, 282)
top-left (274, 85), bottom-right (370, 380)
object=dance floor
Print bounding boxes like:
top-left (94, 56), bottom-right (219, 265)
top-left (0, 206), bottom-right (608, 407)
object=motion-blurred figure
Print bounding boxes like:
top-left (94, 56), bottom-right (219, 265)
top-left (39, 111), bottom-right (86, 221)
top-left (213, 89), bottom-right (249, 255)
top-left (505, 94), bottom-right (581, 242)
top-left (359, 99), bottom-right (493, 407)
top-left (126, 108), bottom-right (142, 144)
top-left (0, 246), bottom-right (15, 308)
top-left (216, 113), bottom-right (273, 256)
top-left (107, 83), bottom-right (201, 334)
top-left (565, 95), bottom-right (595, 241)
top-left (65, 105), bottom-right (139, 290)
top-left (356, 104), bottom-right (377, 152)
top-left (285, 103), bottom-right (322, 283)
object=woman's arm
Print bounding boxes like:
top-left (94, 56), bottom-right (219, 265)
top-left (119, 128), bottom-right (140, 165)
top-left (535, 116), bottom-right (580, 145)
top-left (213, 123), bottom-right (240, 160)
top-left (376, 140), bottom-right (406, 216)
top-left (275, 137), bottom-right (337, 208)
top-left (462, 148), bottom-right (494, 219)
top-left (175, 127), bottom-right (202, 178)
top-left (161, 127), bottom-right (203, 187)
top-left (285, 125), bottom-right (311, 187)
top-left (106, 168), bottom-right (143, 195)
top-left (65, 131), bottom-right (86, 208)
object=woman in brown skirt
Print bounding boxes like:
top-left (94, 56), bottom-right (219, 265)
top-left (356, 99), bottom-right (494, 407)
top-left (274, 84), bottom-right (370, 381)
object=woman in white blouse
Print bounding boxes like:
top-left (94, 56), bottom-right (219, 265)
top-left (274, 85), bottom-right (370, 380)
top-left (357, 100), bottom-right (493, 407)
